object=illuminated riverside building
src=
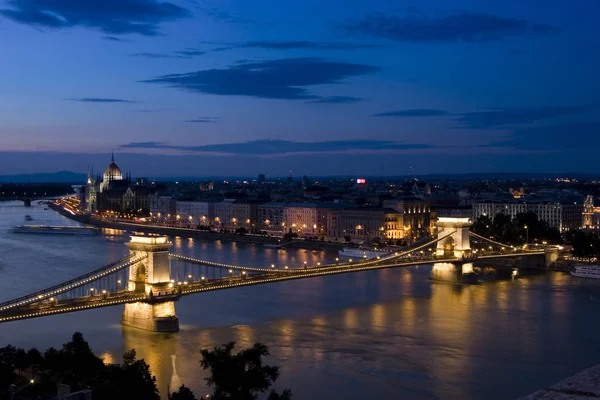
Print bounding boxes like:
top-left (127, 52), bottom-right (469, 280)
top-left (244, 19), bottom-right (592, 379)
top-left (473, 199), bottom-right (584, 231)
top-left (84, 154), bottom-right (151, 214)
top-left (581, 195), bottom-right (600, 229)
top-left (258, 202), bottom-right (285, 234)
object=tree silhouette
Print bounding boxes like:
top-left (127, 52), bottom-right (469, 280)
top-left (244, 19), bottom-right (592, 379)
top-left (199, 342), bottom-right (292, 400)
top-left (171, 385), bottom-right (197, 400)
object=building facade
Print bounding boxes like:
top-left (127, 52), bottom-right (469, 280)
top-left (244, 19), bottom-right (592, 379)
top-left (473, 199), bottom-right (584, 231)
top-left (258, 202), bottom-right (285, 233)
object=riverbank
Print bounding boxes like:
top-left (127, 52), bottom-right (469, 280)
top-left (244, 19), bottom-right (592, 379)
top-left (519, 364), bottom-right (600, 399)
top-left (49, 203), bottom-right (345, 251)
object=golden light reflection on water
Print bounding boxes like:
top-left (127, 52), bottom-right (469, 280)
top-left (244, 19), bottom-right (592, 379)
top-left (98, 265), bottom-right (584, 400)
top-left (370, 303), bottom-right (385, 334)
top-left (343, 309), bottom-right (358, 330)
top-left (399, 298), bottom-right (416, 332)
top-left (495, 280), bottom-right (510, 310)
top-left (278, 320), bottom-right (295, 359)
top-left (234, 324), bottom-right (255, 348)
top-left (174, 236), bottom-right (182, 250)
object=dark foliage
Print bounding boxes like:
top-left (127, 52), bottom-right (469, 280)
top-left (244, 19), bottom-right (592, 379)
top-left (199, 341), bottom-right (292, 400)
top-left (471, 212), bottom-right (562, 245)
top-left (1, 332), bottom-right (159, 400)
top-left (171, 385), bottom-right (197, 400)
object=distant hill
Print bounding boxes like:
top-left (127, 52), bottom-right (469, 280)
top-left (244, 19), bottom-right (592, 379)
top-left (0, 171), bottom-right (87, 183)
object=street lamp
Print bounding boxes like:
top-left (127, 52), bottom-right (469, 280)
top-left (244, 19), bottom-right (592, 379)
top-left (524, 225), bottom-right (529, 246)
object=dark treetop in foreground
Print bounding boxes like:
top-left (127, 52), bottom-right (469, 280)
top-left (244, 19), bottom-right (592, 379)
top-left (1, 333), bottom-right (292, 400)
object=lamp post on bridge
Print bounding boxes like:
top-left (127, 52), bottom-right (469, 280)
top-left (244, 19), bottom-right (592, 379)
top-left (524, 225), bottom-right (529, 247)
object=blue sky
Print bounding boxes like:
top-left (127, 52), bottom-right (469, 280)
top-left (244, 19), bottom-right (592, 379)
top-left (0, 0), bottom-right (598, 176)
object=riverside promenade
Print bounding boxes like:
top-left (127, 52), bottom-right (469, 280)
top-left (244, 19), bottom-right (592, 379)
top-left (49, 203), bottom-right (345, 251)
top-left (520, 365), bottom-right (600, 399)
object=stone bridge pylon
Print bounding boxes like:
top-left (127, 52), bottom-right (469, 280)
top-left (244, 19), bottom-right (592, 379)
top-left (122, 236), bottom-right (180, 332)
top-left (435, 217), bottom-right (473, 258)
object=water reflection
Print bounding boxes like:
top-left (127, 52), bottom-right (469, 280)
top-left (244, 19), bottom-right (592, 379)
top-left (3, 203), bottom-right (600, 399)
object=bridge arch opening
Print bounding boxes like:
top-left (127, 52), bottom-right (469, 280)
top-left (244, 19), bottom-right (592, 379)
top-left (441, 236), bottom-right (455, 257)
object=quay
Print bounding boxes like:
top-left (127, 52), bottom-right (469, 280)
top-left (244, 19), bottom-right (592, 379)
top-left (520, 365), bottom-right (600, 399)
top-left (49, 203), bottom-right (345, 251)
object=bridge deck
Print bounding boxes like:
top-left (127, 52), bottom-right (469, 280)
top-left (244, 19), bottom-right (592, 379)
top-left (0, 251), bottom-right (544, 323)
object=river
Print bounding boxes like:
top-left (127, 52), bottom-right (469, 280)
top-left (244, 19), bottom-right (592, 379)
top-left (1, 201), bottom-right (599, 399)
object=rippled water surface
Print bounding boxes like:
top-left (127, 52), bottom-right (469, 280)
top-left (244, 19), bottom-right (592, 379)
top-left (1, 201), bottom-right (600, 399)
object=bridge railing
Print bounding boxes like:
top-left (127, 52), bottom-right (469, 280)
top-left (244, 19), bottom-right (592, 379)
top-left (168, 254), bottom-right (287, 273)
top-left (0, 254), bottom-right (146, 312)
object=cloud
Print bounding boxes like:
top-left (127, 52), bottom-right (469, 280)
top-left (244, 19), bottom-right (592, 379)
top-left (120, 139), bottom-right (433, 155)
top-left (122, 141), bottom-right (169, 149)
top-left (130, 52), bottom-right (188, 59)
top-left (103, 36), bottom-right (129, 42)
top-left (173, 48), bottom-right (205, 56)
top-left (373, 109), bottom-right (449, 117)
top-left (240, 41), bottom-right (383, 50)
top-left (342, 12), bottom-right (557, 42)
top-left (185, 117), bottom-right (220, 123)
top-left (306, 96), bottom-right (364, 104)
top-left (0, 0), bottom-right (190, 35)
top-left (202, 7), bottom-right (248, 24)
top-left (66, 98), bottom-right (137, 103)
top-left (131, 48), bottom-right (205, 59)
top-left (454, 106), bottom-right (587, 129)
top-left (487, 121), bottom-right (600, 150)
top-left (211, 46), bottom-right (234, 52)
top-left (140, 57), bottom-right (380, 100)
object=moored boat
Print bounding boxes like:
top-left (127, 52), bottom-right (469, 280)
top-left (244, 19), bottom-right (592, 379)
top-left (12, 225), bottom-right (100, 235)
top-left (338, 247), bottom-right (390, 259)
top-left (571, 264), bottom-right (600, 279)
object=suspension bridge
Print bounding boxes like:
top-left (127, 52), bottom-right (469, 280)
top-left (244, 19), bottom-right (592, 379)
top-left (0, 218), bottom-right (558, 332)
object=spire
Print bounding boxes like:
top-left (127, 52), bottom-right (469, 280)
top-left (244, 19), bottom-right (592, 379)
top-left (111, 152), bottom-right (115, 163)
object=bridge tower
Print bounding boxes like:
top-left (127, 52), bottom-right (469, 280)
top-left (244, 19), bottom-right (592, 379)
top-left (435, 217), bottom-right (472, 258)
top-left (122, 236), bottom-right (179, 332)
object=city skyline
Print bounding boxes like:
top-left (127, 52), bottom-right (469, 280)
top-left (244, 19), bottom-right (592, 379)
top-left (1, 0), bottom-right (599, 175)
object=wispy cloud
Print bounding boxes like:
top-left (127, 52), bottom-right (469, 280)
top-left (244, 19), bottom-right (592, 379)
top-left (130, 52), bottom-right (188, 59)
top-left (211, 46), bottom-right (234, 52)
top-left (185, 117), bottom-right (220, 123)
top-left (120, 139), bottom-right (434, 155)
top-left (206, 41), bottom-right (383, 53)
top-left (486, 121), bottom-right (600, 150)
top-left (343, 12), bottom-right (557, 42)
top-left (454, 106), bottom-right (587, 129)
top-left (202, 7), bottom-right (248, 24)
top-left (130, 48), bottom-right (205, 59)
top-left (0, 0), bottom-right (190, 36)
top-left (373, 109), bottom-right (449, 117)
top-left (66, 98), bottom-right (137, 103)
top-left (103, 36), bottom-right (129, 42)
top-left (173, 48), bottom-right (205, 56)
top-left (132, 109), bottom-right (162, 113)
top-left (140, 57), bottom-right (380, 100)
top-left (306, 96), bottom-right (364, 104)
top-left (241, 41), bottom-right (383, 50)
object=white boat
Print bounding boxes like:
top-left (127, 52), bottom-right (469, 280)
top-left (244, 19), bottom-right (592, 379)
top-left (12, 225), bottom-right (100, 235)
top-left (571, 264), bottom-right (600, 279)
top-left (338, 247), bottom-right (389, 259)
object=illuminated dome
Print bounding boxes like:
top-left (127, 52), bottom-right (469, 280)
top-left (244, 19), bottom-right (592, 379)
top-left (100, 153), bottom-right (123, 192)
top-left (104, 160), bottom-right (122, 179)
